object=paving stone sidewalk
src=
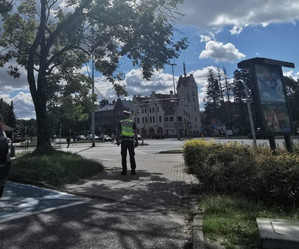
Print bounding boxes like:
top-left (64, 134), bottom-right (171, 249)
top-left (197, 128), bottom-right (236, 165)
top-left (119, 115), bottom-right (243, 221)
top-left (63, 144), bottom-right (199, 211)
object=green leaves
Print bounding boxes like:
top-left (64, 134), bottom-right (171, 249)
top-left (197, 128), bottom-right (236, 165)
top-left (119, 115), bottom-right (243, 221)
top-left (0, 0), bottom-right (187, 150)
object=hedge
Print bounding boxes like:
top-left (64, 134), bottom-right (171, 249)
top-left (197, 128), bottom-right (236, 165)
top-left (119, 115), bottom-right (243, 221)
top-left (183, 139), bottom-right (299, 208)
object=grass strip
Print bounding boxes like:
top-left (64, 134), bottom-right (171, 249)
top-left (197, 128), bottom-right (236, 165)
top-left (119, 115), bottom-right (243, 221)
top-left (10, 151), bottom-right (104, 187)
top-left (201, 195), bottom-right (299, 249)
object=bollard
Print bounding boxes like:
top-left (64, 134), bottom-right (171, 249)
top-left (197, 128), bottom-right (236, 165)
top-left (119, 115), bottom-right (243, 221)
top-left (10, 145), bottom-right (15, 157)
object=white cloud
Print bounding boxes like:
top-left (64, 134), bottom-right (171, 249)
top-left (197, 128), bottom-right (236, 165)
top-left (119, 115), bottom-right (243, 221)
top-left (125, 69), bottom-right (177, 98)
top-left (200, 35), bottom-right (213, 42)
top-left (1, 92), bottom-right (35, 120)
top-left (199, 40), bottom-right (245, 63)
top-left (177, 0), bottom-right (299, 32)
top-left (229, 25), bottom-right (244, 35)
top-left (283, 70), bottom-right (299, 79)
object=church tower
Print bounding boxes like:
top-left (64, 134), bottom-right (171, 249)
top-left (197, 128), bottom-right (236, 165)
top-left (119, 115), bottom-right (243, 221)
top-left (176, 74), bottom-right (201, 136)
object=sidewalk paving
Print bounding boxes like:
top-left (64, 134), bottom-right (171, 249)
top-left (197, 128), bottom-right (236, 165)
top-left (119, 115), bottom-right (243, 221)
top-left (62, 143), bottom-right (199, 211)
top-left (5, 142), bottom-right (201, 249)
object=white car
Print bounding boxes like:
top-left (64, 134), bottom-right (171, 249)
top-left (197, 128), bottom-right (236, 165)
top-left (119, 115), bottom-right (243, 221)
top-left (86, 134), bottom-right (99, 140)
top-left (102, 135), bottom-right (112, 142)
top-left (76, 135), bottom-right (87, 140)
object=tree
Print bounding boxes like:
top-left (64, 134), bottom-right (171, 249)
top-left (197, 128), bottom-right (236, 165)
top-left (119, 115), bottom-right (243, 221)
top-left (0, 0), bottom-right (12, 14)
top-left (0, 0), bottom-right (187, 153)
top-left (99, 99), bottom-right (109, 108)
top-left (231, 69), bottom-right (257, 134)
top-left (0, 98), bottom-right (16, 128)
top-left (284, 76), bottom-right (299, 127)
top-left (204, 69), bottom-right (222, 128)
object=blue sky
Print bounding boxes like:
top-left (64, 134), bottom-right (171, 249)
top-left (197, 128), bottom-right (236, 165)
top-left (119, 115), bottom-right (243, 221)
top-left (1, 0), bottom-right (299, 119)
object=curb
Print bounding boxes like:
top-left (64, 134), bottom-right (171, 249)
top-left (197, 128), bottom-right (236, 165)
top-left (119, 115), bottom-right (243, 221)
top-left (192, 212), bottom-right (205, 249)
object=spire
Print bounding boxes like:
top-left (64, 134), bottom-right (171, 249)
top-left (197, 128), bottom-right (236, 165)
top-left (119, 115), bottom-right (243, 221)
top-left (183, 62), bottom-right (186, 77)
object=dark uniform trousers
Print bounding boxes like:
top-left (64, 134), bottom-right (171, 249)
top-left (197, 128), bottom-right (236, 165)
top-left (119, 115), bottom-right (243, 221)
top-left (121, 139), bottom-right (136, 173)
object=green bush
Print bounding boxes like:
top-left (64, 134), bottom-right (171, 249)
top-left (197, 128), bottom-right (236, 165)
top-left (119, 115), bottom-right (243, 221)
top-left (10, 151), bottom-right (104, 186)
top-left (183, 139), bottom-right (299, 208)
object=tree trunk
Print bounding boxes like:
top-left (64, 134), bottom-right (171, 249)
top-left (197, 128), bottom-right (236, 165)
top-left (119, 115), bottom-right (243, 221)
top-left (34, 93), bottom-right (54, 154)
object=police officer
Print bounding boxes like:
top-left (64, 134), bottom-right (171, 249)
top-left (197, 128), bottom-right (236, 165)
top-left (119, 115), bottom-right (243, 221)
top-left (116, 110), bottom-right (138, 175)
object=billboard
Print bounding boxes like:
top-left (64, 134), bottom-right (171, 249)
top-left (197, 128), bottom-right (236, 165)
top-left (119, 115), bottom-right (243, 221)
top-left (255, 64), bottom-right (292, 134)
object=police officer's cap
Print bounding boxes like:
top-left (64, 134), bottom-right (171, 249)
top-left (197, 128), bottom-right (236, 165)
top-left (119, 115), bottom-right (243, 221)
top-left (123, 110), bottom-right (131, 115)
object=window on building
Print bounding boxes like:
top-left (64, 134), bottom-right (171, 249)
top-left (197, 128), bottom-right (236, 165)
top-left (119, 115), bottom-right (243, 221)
top-left (142, 109), bottom-right (144, 113)
top-left (153, 116), bottom-right (155, 122)
top-left (142, 117), bottom-right (144, 123)
top-left (132, 110), bottom-right (134, 114)
top-left (170, 117), bottom-right (174, 121)
top-left (178, 116), bottom-right (182, 121)
top-left (145, 117), bottom-right (147, 122)
top-left (152, 107), bottom-right (155, 112)
top-left (149, 108), bottom-right (151, 113)
top-left (150, 117), bottom-right (152, 123)
top-left (157, 107), bottom-right (159, 112)
top-left (137, 118), bottom-right (140, 124)
top-left (145, 109), bottom-right (147, 113)
top-left (165, 117), bottom-right (169, 122)
top-left (159, 116), bottom-right (162, 122)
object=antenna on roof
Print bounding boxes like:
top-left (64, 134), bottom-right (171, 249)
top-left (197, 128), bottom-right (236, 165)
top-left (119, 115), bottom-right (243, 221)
top-left (183, 62), bottom-right (186, 77)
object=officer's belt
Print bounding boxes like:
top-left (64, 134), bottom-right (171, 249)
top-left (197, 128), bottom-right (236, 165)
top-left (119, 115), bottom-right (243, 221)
top-left (121, 137), bottom-right (134, 141)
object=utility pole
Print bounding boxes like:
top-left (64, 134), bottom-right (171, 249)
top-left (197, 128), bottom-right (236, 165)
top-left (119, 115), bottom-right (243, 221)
top-left (170, 62), bottom-right (180, 140)
top-left (91, 53), bottom-right (95, 147)
top-left (239, 79), bottom-right (257, 148)
top-left (91, 27), bottom-right (95, 147)
top-left (223, 67), bottom-right (232, 129)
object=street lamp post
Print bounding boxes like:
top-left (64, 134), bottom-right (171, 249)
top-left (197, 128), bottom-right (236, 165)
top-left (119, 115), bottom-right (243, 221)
top-left (170, 63), bottom-right (180, 140)
top-left (238, 79), bottom-right (257, 148)
top-left (91, 53), bottom-right (95, 147)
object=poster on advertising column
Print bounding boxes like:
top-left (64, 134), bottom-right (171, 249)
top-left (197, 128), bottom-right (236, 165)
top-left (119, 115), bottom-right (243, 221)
top-left (255, 64), bottom-right (292, 134)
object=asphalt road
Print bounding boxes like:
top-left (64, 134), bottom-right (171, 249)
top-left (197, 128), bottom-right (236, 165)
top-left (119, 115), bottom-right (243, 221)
top-left (0, 182), bottom-right (86, 223)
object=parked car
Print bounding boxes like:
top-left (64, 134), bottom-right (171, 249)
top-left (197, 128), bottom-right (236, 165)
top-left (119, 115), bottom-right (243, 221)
top-left (0, 129), bottom-right (11, 198)
top-left (86, 134), bottom-right (99, 140)
top-left (102, 135), bottom-right (112, 142)
top-left (76, 135), bottom-right (87, 140)
top-left (12, 135), bottom-right (25, 143)
top-left (248, 128), bottom-right (266, 139)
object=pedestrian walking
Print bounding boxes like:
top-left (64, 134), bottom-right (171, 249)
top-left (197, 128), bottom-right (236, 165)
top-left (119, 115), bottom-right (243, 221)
top-left (116, 111), bottom-right (138, 175)
top-left (66, 136), bottom-right (71, 148)
top-left (72, 136), bottom-right (76, 145)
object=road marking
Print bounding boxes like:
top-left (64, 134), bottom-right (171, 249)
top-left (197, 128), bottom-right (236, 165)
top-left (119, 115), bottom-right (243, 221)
top-left (0, 200), bottom-right (88, 224)
top-left (0, 182), bottom-right (89, 223)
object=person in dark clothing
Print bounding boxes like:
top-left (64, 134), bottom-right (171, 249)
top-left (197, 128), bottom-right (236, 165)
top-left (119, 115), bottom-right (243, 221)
top-left (0, 129), bottom-right (10, 198)
top-left (66, 136), bottom-right (71, 148)
top-left (116, 111), bottom-right (138, 175)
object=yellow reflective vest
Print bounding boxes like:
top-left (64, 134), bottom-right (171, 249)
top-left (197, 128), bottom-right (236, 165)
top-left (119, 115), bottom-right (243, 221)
top-left (120, 119), bottom-right (134, 137)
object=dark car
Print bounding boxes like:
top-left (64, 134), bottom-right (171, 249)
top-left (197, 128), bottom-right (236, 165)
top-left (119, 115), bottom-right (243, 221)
top-left (248, 129), bottom-right (266, 139)
top-left (0, 129), bottom-right (11, 198)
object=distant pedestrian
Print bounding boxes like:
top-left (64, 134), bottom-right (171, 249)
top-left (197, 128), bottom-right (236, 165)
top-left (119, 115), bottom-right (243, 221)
top-left (66, 136), bottom-right (71, 148)
top-left (111, 133), bottom-right (115, 144)
top-left (73, 136), bottom-right (76, 145)
top-left (116, 111), bottom-right (138, 175)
